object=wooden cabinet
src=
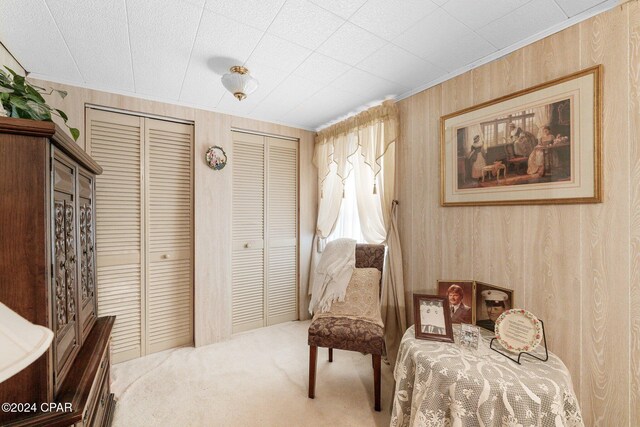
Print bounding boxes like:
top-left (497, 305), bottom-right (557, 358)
top-left (0, 117), bottom-right (115, 426)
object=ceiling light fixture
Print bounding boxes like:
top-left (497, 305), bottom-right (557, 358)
top-left (221, 66), bottom-right (258, 101)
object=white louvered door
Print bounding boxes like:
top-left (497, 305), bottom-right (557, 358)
top-left (145, 119), bottom-right (193, 354)
top-left (88, 109), bottom-right (144, 363)
top-left (232, 132), bottom-right (297, 333)
top-left (266, 137), bottom-right (298, 325)
top-left (232, 133), bottom-right (265, 333)
top-left (87, 108), bottom-right (193, 363)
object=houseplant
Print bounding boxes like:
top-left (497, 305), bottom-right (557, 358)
top-left (0, 66), bottom-right (79, 140)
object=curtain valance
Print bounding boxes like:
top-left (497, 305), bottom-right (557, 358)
top-left (313, 100), bottom-right (399, 187)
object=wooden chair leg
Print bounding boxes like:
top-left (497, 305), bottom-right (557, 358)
top-left (309, 345), bottom-right (317, 399)
top-left (328, 347), bottom-right (333, 362)
top-left (373, 354), bottom-right (381, 411)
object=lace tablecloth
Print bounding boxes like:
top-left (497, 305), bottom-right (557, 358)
top-left (391, 326), bottom-right (583, 427)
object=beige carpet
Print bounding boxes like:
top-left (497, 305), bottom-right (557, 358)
top-left (111, 320), bottom-right (394, 427)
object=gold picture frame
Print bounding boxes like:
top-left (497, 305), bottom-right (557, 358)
top-left (440, 65), bottom-right (602, 206)
top-left (437, 280), bottom-right (475, 325)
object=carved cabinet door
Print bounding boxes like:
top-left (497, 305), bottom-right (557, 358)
top-left (78, 171), bottom-right (97, 339)
top-left (52, 155), bottom-right (80, 389)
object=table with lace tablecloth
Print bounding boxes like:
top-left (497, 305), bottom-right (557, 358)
top-left (391, 325), bottom-right (583, 427)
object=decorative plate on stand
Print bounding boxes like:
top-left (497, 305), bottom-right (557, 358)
top-left (494, 309), bottom-right (543, 353)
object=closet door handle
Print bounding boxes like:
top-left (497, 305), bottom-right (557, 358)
top-left (162, 254), bottom-right (170, 259)
top-left (244, 243), bottom-right (250, 249)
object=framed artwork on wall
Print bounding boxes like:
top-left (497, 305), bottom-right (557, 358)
top-left (413, 294), bottom-right (454, 342)
top-left (440, 65), bottom-right (602, 206)
top-left (437, 280), bottom-right (475, 324)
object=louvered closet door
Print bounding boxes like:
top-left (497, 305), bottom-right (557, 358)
top-left (88, 108), bottom-right (194, 363)
top-left (232, 132), bottom-right (298, 333)
top-left (266, 137), bottom-right (298, 325)
top-left (232, 132), bottom-right (265, 333)
top-left (87, 109), bottom-right (144, 363)
top-left (145, 118), bottom-right (193, 353)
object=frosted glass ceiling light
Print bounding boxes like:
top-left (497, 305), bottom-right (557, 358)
top-left (221, 66), bottom-right (258, 101)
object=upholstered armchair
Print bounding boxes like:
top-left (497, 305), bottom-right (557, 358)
top-left (307, 244), bottom-right (385, 411)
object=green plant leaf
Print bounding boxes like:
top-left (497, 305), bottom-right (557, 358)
top-left (53, 89), bottom-right (68, 99)
top-left (28, 83), bottom-right (47, 92)
top-left (4, 66), bottom-right (20, 77)
top-left (54, 108), bottom-right (68, 121)
top-left (24, 93), bottom-right (45, 104)
top-left (25, 85), bottom-right (46, 103)
top-left (12, 74), bottom-right (25, 89)
top-left (8, 96), bottom-right (28, 110)
top-left (26, 100), bottom-right (50, 116)
top-left (2, 64), bottom-right (75, 139)
top-left (14, 107), bottom-right (32, 120)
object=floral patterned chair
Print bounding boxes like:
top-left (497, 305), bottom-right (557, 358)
top-left (307, 244), bottom-right (386, 411)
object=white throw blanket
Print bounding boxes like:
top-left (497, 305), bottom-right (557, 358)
top-left (308, 238), bottom-right (356, 315)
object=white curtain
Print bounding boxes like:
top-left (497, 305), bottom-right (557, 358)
top-left (327, 171), bottom-right (365, 243)
top-left (533, 105), bottom-right (552, 139)
top-left (311, 100), bottom-right (406, 367)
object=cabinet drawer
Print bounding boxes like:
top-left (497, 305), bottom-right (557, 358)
top-left (82, 346), bottom-right (110, 426)
top-left (90, 366), bottom-right (110, 426)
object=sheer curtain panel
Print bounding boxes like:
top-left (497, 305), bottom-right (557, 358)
top-left (311, 100), bottom-right (406, 366)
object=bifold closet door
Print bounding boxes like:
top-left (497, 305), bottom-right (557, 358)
top-left (145, 118), bottom-right (193, 354)
top-left (232, 132), bottom-right (297, 333)
top-left (232, 132), bottom-right (265, 333)
top-left (87, 109), bottom-right (144, 362)
top-left (265, 137), bottom-right (298, 326)
top-left (87, 108), bottom-right (193, 363)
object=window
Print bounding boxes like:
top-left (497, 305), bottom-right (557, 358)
top-left (327, 169), bottom-right (365, 243)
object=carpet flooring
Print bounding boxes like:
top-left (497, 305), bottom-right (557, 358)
top-left (111, 320), bottom-right (394, 427)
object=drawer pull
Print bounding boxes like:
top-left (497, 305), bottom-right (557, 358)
top-left (100, 359), bottom-right (105, 369)
top-left (100, 396), bottom-right (105, 407)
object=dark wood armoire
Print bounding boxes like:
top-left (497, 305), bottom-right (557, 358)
top-left (0, 117), bottom-right (115, 426)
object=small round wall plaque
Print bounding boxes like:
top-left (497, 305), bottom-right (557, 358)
top-left (205, 146), bottom-right (227, 170)
top-left (494, 309), bottom-right (543, 353)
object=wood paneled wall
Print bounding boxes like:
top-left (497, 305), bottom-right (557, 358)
top-left (397, 3), bottom-right (639, 425)
top-left (22, 77), bottom-right (316, 347)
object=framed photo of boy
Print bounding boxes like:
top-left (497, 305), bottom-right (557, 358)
top-left (437, 280), bottom-right (475, 324)
top-left (413, 294), bottom-right (454, 342)
top-left (474, 282), bottom-right (514, 332)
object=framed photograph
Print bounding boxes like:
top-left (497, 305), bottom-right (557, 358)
top-left (437, 280), bottom-right (475, 324)
top-left (460, 324), bottom-right (481, 350)
top-left (474, 282), bottom-right (514, 332)
top-left (440, 65), bottom-right (602, 206)
top-left (413, 294), bottom-right (454, 342)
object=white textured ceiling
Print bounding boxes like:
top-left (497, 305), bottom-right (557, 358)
top-left (0, 0), bottom-right (617, 131)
